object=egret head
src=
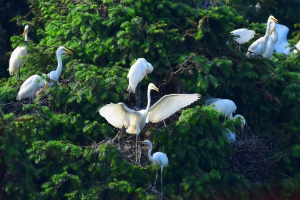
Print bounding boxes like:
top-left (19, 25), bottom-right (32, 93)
top-left (233, 114), bottom-right (246, 131)
top-left (148, 83), bottom-right (159, 92)
top-left (146, 62), bottom-right (154, 73)
top-left (268, 15), bottom-right (278, 24)
top-left (57, 46), bottom-right (73, 56)
top-left (23, 25), bottom-right (29, 41)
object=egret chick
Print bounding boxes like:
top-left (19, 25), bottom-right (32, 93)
top-left (99, 83), bottom-right (200, 163)
top-left (9, 25), bottom-right (29, 79)
top-left (16, 74), bottom-right (48, 102)
top-left (262, 22), bottom-right (278, 59)
top-left (138, 140), bottom-right (168, 197)
top-left (246, 15), bottom-right (278, 58)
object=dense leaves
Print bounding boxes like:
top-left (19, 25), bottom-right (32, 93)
top-left (1, 0), bottom-right (300, 199)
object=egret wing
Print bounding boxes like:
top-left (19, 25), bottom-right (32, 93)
top-left (211, 99), bottom-right (237, 116)
top-left (9, 47), bottom-right (21, 74)
top-left (99, 103), bottom-right (136, 129)
top-left (147, 93), bottom-right (201, 123)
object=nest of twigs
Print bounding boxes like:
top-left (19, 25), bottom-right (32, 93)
top-left (106, 112), bottom-right (179, 166)
top-left (0, 78), bottom-right (72, 118)
top-left (229, 127), bottom-right (284, 182)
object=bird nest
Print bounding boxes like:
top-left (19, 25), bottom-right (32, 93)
top-left (105, 113), bottom-right (179, 166)
top-left (229, 127), bottom-right (285, 183)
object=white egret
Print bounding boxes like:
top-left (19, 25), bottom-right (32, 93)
top-left (205, 98), bottom-right (237, 120)
top-left (262, 22), bottom-right (278, 59)
top-left (205, 98), bottom-right (246, 128)
top-left (137, 140), bottom-right (168, 197)
top-left (9, 25), bottom-right (29, 79)
top-left (99, 83), bottom-right (200, 162)
top-left (246, 15), bottom-right (278, 58)
top-left (230, 28), bottom-right (255, 44)
top-left (127, 58), bottom-right (153, 109)
top-left (46, 46), bottom-right (73, 87)
top-left (16, 74), bottom-right (48, 101)
top-left (273, 24), bottom-right (291, 55)
top-left (35, 46), bottom-right (73, 96)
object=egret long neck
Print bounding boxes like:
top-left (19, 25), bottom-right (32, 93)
top-left (55, 53), bottom-right (63, 78)
top-left (272, 24), bottom-right (278, 43)
top-left (145, 87), bottom-right (152, 112)
top-left (24, 32), bottom-right (28, 41)
top-left (264, 22), bottom-right (272, 41)
top-left (147, 143), bottom-right (154, 162)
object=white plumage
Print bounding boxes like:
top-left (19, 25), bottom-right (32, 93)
top-left (16, 75), bottom-right (47, 101)
top-left (99, 83), bottom-right (200, 162)
top-left (205, 98), bottom-right (237, 120)
top-left (9, 25), bottom-right (29, 78)
top-left (274, 24), bottom-right (292, 55)
top-left (35, 46), bottom-right (73, 96)
top-left (262, 22), bottom-right (278, 59)
top-left (127, 58), bottom-right (153, 94)
top-left (246, 15), bottom-right (278, 58)
top-left (138, 140), bottom-right (168, 197)
top-left (230, 28), bottom-right (255, 44)
top-left (100, 83), bottom-right (200, 134)
top-left (206, 98), bottom-right (246, 130)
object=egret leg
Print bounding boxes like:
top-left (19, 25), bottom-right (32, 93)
top-left (136, 134), bottom-right (141, 164)
top-left (161, 166), bottom-right (164, 198)
top-left (137, 82), bottom-right (141, 109)
top-left (135, 82), bottom-right (141, 110)
top-left (152, 165), bottom-right (158, 192)
top-left (18, 68), bottom-right (21, 79)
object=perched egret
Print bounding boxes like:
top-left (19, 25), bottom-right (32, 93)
top-left (47, 46), bottom-right (73, 87)
top-left (274, 24), bottom-right (292, 55)
top-left (230, 28), bottom-right (255, 44)
top-left (205, 98), bottom-right (246, 126)
top-left (127, 58), bottom-right (154, 109)
top-left (246, 15), bottom-right (278, 58)
top-left (138, 140), bottom-right (168, 197)
top-left (35, 46), bottom-right (73, 96)
top-left (99, 83), bottom-right (200, 162)
top-left (16, 74), bottom-right (48, 102)
top-left (205, 98), bottom-right (237, 120)
top-left (9, 25), bottom-right (29, 79)
top-left (262, 22), bottom-right (278, 59)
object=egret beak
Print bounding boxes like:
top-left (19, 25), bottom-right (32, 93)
top-left (271, 16), bottom-right (278, 23)
top-left (65, 48), bottom-right (73, 55)
top-left (146, 73), bottom-right (148, 79)
top-left (137, 141), bottom-right (145, 144)
top-left (152, 84), bottom-right (159, 92)
top-left (23, 29), bottom-right (27, 38)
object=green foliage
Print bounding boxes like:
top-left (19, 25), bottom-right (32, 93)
top-left (1, 0), bottom-right (300, 199)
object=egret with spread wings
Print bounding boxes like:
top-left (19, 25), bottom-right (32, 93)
top-left (99, 83), bottom-right (201, 162)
